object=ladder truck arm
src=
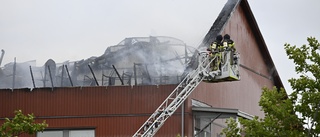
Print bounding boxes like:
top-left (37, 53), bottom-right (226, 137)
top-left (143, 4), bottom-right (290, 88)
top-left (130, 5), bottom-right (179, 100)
top-left (133, 48), bottom-right (240, 136)
top-left (133, 51), bottom-right (215, 137)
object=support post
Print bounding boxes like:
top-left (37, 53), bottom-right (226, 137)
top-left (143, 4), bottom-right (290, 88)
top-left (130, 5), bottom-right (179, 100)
top-left (144, 64), bottom-right (152, 84)
top-left (65, 65), bottom-right (73, 87)
top-left (134, 63), bottom-right (137, 86)
top-left (101, 74), bottom-right (104, 86)
top-left (47, 65), bottom-right (54, 91)
top-left (12, 57), bottom-right (16, 90)
top-left (0, 49), bottom-right (5, 67)
top-left (88, 65), bottom-right (99, 86)
top-left (29, 66), bottom-right (36, 89)
top-left (60, 65), bottom-right (65, 87)
top-left (112, 65), bottom-right (123, 85)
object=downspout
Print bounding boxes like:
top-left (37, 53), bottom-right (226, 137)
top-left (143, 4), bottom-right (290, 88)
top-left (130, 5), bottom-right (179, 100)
top-left (181, 102), bottom-right (185, 137)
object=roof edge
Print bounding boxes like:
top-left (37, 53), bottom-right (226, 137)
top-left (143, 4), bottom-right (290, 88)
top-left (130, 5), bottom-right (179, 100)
top-left (192, 106), bottom-right (254, 120)
top-left (198, 0), bottom-right (284, 89)
top-left (201, 0), bottom-right (241, 47)
top-left (240, 0), bottom-right (284, 88)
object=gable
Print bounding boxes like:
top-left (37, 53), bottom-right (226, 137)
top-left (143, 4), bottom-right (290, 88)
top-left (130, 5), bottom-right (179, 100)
top-left (201, 0), bottom-right (283, 88)
top-left (189, 0), bottom-right (284, 118)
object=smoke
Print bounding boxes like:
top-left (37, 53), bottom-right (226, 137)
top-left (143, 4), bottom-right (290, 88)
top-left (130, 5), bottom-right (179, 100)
top-left (0, 36), bottom-right (195, 89)
top-left (0, 60), bottom-right (36, 89)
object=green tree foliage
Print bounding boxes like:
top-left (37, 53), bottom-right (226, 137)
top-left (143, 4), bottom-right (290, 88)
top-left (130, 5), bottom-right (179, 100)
top-left (221, 118), bottom-right (241, 137)
top-left (0, 110), bottom-right (48, 137)
top-left (286, 37), bottom-right (320, 136)
top-left (222, 88), bottom-right (304, 137)
top-left (221, 37), bottom-right (320, 137)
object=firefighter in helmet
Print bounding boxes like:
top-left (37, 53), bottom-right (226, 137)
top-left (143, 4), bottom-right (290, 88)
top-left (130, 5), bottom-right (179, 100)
top-left (222, 34), bottom-right (235, 51)
top-left (208, 35), bottom-right (223, 71)
top-left (222, 34), bottom-right (236, 64)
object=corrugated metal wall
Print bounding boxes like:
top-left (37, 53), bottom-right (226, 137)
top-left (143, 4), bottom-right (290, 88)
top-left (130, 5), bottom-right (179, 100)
top-left (1, 85), bottom-right (176, 116)
top-left (0, 85), bottom-right (189, 137)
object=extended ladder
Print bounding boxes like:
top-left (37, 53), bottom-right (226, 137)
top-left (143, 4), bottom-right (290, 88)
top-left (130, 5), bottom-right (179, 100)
top-left (133, 51), bottom-right (214, 137)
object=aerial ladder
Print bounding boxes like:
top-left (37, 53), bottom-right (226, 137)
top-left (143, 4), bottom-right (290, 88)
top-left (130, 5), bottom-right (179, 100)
top-left (133, 46), bottom-right (240, 137)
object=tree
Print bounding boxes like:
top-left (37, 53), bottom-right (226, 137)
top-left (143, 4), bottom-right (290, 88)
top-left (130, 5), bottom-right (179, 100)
top-left (286, 37), bottom-right (320, 136)
top-left (221, 118), bottom-right (241, 137)
top-left (222, 87), bottom-right (304, 137)
top-left (221, 37), bottom-right (320, 137)
top-left (0, 110), bottom-right (48, 137)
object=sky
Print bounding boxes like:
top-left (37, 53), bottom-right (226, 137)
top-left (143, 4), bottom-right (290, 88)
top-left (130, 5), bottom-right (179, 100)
top-left (248, 0), bottom-right (320, 93)
top-left (1, 0), bottom-right (320, 93)
top-left (0, 0), bottom-right (226, 66)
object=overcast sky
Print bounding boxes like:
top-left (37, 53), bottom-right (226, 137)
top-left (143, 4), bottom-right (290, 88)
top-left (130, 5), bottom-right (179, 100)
top-left (0, 0), bottom-right (226, 66)
top-left (248, 0), bottom-right (320, 93)
top-left (1, 0), bottom-right (320, 93)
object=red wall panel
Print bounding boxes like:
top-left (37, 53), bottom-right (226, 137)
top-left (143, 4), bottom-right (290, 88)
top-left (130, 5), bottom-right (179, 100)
top-left (0, 85), bottom-right (188, 137)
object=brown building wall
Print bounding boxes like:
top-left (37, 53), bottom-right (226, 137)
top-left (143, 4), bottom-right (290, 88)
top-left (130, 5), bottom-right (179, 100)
top-left (0, 85), bottom-right (187, 137)
top-left (188, 3), bottom-right (275, 118)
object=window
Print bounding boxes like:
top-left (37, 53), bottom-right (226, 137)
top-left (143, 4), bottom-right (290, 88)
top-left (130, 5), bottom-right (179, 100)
top-left (38, 131), bottom-right (63, 137)
top-left (194, 117), bottom-right (212, 137)
top-left (69, 130), bottom-right (95, 137)
top-left (37, 129), bottom-right (95, 137)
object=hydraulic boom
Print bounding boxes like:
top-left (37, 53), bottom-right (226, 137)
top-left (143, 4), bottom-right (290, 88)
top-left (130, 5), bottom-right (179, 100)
top-left (133, 49), bottom-right (240, 136)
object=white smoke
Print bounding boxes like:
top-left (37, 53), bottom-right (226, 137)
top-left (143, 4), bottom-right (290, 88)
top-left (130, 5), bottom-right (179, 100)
top-left (0, 36), bottom-right (195, 89)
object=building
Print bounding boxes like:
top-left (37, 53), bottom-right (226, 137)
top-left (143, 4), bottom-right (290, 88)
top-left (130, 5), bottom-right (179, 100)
top-left (0, 0), bottom-right (283, 136)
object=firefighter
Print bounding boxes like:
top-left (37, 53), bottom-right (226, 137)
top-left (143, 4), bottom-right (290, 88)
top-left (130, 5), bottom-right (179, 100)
top-left (222, 34), bottom-right (236, 65)
top-left (207, 35), bottom-right (223, 71)
top-left (222, 34), bottom-right (235, 51)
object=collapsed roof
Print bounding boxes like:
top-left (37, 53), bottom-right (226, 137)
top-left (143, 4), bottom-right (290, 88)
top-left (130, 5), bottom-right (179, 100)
top-left (0, 36), bottom-right (196, 89)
